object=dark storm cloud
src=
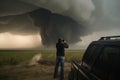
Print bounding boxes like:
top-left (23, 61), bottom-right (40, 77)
top-left (29, 9), bottom-right (89, 46)
top-left (21, 0), bottom-right (95, 21)
top-left (0, 0), bottom-right (94, 46)
top-left (0, 0), bottom-right (39, 35)
top-left (0, 0), bottom-right (120, 46)
top-left (0, 14), bottom-right (39, 35)
top-left (0, 0), bottom-right (38, 17)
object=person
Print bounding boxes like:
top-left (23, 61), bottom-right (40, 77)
top-left (54, 38), bottom-right (69, 80)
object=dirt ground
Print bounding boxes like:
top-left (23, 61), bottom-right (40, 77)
top-left (0, 62), bottom-right (71, 80)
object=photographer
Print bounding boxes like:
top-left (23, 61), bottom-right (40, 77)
top-left (54, 38), bottom-right (69, 80)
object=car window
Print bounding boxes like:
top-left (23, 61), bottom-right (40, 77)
top-left (92, 46), bottom-right (120, 80)
top-left (101, 46), bottom-right (120, 68)
top-left (82, 44), bottom-right (99, 68)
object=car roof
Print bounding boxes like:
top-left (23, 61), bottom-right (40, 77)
top-left (90, 36), bottom-right (120, 46)
top-left (92, 39), bottom-right (120, 46)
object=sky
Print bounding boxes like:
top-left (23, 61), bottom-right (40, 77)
top-left (75, 29), bottom-right (120, 49)
top-left (0, 32), bottom-right (42, 49)
top-left (0, 0), bottom-right (120, 49)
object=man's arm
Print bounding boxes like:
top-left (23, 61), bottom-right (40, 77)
top-left (63, 41), bottom-right (69, 48)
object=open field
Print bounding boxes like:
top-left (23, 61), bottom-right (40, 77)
top-left (0, 50), bottom-right (85, 80)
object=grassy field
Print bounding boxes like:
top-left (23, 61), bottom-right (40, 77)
top-left (0, 50), bottom-right (85, 80)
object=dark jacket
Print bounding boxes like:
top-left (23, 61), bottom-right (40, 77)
top-left (56, 41), bottom-right (68, 56)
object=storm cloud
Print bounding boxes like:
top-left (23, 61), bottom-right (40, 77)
top-left (0, 14), bottom-right (39, 35)
top-left (29, 8), bottom-right (88, 46)
top-left (92, 0), bottom-right (120, 30)
top-left (0, 0), bottom-right (120, 47)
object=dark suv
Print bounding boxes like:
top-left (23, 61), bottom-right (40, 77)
top-left (69, 36), bottom-right (120, 80)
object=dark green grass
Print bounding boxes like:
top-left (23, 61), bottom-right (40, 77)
top-left (0, 50), bottom-right (38, 65)
top-left (0, 50), bottom-right (85, 80)
top-left (0, 50), bottom-right (84, 66)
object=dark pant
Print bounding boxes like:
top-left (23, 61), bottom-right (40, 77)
top-left (54, 56), bottom-right (65, 80)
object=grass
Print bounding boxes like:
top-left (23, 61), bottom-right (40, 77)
top-left (0, 50), bottom-right (37, 65)
top-left (0, 50), bottom-right (85, 80)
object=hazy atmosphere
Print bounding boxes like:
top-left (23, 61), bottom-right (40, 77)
top-left (0, 0), bottom-right (120, 49)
